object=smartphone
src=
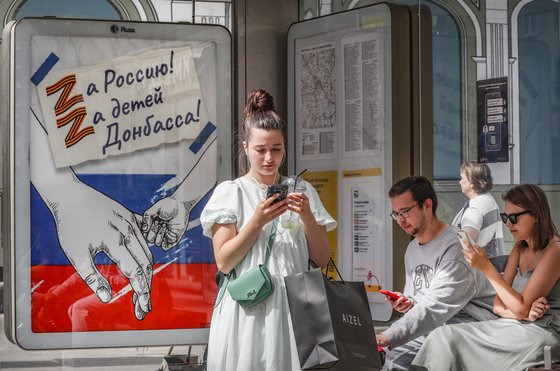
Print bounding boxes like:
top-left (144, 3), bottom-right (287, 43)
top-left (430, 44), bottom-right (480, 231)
top-left (457, 229), bottom-right (475, 251)
top-left (266, 184), bottom-right (288, 204)
top-left (379, 289), bottom-right (407, 303)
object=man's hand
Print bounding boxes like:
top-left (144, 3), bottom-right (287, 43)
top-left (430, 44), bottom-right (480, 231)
top-left (388, 292), bottom-right (414, 314)
top-left (376, 333), bottom-right (390, 347)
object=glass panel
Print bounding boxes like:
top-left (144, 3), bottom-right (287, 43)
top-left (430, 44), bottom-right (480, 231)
top-left (378, 0), bottom-right (463, 180)
top-left (518, 0), bottom-right (560, 184)
top-left (300, 0), bottom-right (320, 19)
top-left (429, 2), bottom-right (461, 180)
top-left (14, 0), bottom-right (120, 20)
top-left (171, 0), bottom-right (193, 23)
top-left (194, 2), bottom-right (230, 29)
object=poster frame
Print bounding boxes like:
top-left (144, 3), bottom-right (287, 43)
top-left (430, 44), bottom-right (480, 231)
top-left (2, 17), bottom-right (232, 349)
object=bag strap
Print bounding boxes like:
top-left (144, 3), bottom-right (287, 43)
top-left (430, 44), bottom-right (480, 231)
top-left (308, 259), bottom-right (318, 270)
top-left (214, 272), bottom-right (231, 308)
top-left (327, 257), bottom-right (345, 284)
top-left (308, 257), bottom-right (345, 284)
top-left (232, 218), bottom-right (277, 275)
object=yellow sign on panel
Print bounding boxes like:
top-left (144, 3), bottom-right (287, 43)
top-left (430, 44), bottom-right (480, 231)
top-left (303, 170), bottom-right (338, 269)
top-left (342, 167), bottom-right (382, 178)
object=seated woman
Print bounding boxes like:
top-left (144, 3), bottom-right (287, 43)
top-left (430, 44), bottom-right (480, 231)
top-left (413, 184), bottom-right (560, 371)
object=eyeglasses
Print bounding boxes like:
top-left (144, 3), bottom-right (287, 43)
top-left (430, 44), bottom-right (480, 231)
top-left (390, 203), bottom-right (418, 220)
top-left (500, 210), bottom-right (531, 224)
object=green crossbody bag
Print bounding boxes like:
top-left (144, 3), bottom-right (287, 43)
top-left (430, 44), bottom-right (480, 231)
top-left (215, 220), bottom-right (277, 308)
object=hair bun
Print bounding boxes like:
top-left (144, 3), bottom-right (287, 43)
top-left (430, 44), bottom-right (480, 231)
top-left (246, 89), bottom-right (275, 114)
top-left (240, 88), bottom-right (286, 146)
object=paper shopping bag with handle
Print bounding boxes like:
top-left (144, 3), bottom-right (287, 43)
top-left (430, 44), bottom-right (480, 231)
top-left (284, 261), bottom-right (382, 370)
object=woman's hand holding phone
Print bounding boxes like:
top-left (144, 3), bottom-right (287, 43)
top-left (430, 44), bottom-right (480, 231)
top-left (457, 229), bottom-right (475, 252)
top-left (458, 229), bottom-right (492, 273)
top-left (252, 185), bottom-right (288, 227)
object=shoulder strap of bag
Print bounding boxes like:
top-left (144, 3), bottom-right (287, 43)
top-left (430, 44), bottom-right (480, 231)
top-left (229, 218), bottom-right (278, 274)
top-left (214, 272), bottom-right (231, 308)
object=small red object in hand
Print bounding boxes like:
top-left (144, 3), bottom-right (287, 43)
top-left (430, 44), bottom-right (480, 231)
top-left (377, 345), bottom-right (386, 365)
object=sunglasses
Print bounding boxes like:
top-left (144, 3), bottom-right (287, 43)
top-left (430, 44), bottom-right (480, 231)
top-left (500, 210), bottom-right (531, 224)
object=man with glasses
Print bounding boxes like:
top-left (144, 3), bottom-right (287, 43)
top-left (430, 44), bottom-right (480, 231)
top-left (376, 176), bottom-right (496, 370)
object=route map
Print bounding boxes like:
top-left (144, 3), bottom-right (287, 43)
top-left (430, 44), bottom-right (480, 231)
top-left (299, 44), bottom-right (336, 129)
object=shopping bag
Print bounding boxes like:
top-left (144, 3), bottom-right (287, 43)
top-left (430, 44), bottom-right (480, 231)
top-left (285, 266), bottom-right (382, 370)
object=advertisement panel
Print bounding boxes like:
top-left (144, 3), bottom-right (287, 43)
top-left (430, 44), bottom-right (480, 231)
top-left (477, 77), bottom-right (509, 163)
top-left (3, 18), bottom-right (231, 349)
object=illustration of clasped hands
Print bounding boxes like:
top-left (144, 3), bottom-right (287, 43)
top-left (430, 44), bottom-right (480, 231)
top-left (31, 113), bottom-right (211, 320)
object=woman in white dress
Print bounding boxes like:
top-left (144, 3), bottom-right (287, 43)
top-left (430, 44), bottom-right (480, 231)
top-left (200, 89), bottom-right (336, 371)
top-left (452, 161), bottom-right (505, 258)
top-left (413, 184), bottom-right (560, 370)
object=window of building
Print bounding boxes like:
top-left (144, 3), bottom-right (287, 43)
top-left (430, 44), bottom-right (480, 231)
top-left (14, 0), bottom-right (120, 20)
top-left (517, 0), bottom-right (560, 184)
top-left (426, 2), bottom-right (462, 180)
top-left (195, 2), bottom-right (231, 29)
top-left (170, 1), bottom-right (231, 30)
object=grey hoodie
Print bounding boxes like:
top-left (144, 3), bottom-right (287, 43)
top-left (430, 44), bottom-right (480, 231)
top-left (383, 226), bottom-right (495, 348)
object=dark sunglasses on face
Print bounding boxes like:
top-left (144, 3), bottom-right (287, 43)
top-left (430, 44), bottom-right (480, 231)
top-left (500, 210), bottom-right (531, 224)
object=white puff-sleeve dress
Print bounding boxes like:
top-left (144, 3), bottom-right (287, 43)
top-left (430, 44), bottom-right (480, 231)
top-left (200, 176), bottom-right (337, 371)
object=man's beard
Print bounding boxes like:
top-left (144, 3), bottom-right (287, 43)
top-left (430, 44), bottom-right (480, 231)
top-left (408, 211), bottom-right (426, 237)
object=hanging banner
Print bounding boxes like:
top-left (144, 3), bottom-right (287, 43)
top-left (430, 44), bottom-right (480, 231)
top-left (477, 77), bottom-right (509, 163)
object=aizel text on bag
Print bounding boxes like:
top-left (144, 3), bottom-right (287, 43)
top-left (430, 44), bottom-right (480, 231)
top-left (342, 313), bottom-right (363, 326)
